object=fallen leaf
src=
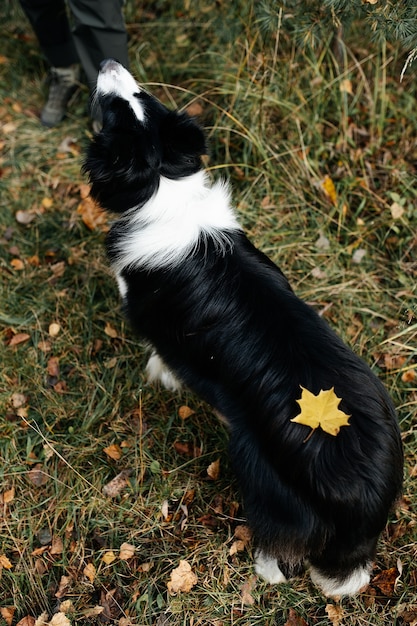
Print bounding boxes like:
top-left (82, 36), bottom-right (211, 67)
top-left (102, 551), bottom-right (117, 564)
top-left (82, 607), bottom-right (104, 618)
top-left (1, 607), bottom-right (16, 626)
top-left (352, 248), bottom-right (366, 264)
top-left (47, 357), bottom-right (60, 377)
top-left (402, 369), bottom-right (416, 383)
top-left (240, 576), bottom-right (256, 606)
top-left (103, 444), bottom-right (122, 461)
top-left (55, 575), bottom-right (72, 598)
top-left (11, 392), bottom-right (27, 408)
top-left (34, 613), bottom-right (49, 626)
top-left (173, 441), bottom-right (202, 457)
top-left (50, 536), bottom-right (64, 555)
top-left (229, 540), bottom-right (246, 556)
top-left (390, 202), bottom-right (405, 219)
top-left (315, 232), bottom-right (330, 250)
top-left (48, 323), bottom-right (61, 337)
top-left (340, 78), bottom-right (353, 95)
top-left (104, 323), bottom-right (118, 338)
top-left (284, 608), bottom-right (308, 626)
top-left (38, 340), bottom-right (52, 353)
top-left (83, 562), bottom-right (96, 582)
top-left (320, 175), bottom-right (337, 206)
top-left (102, 470), bottom-right (132, 497)
top-left (28, 464), bottom-right (49, 486)
top-left (291, 386), bottom-right (351, 436)
top-left (49, 613), bottom-right (71, 626)
top-left (8, 332), bottom-right (30, 346)
top-left (178, 405), bottom-right (195, 420)
top-left (371, 567), bottom-right (399, 596)
top-left (1, 487), bottom-right (15, 504)
top-left (77, 196), bottom-right (108, 231)
top-left (0, 554), bottom-right (13, 569)
top-left (326, 604), bottom-right (344, 626)
top-left (207, 458), bottom-right (220, 480)
top-left (16, 617), bottom-right (36, 626)
top-left (41, 197), bottom-right (53, 209)
top-left (57, 136), bottom-right (79, 156)
top-left (167, 560), bottom-right (198, 594)
top-left (15, 209), bottom-right (37, 225)
top-left (185, 101), bottom-right (204, 117)
top-left (364, 0), bottom-right (378, 3)
top-left (119, 542), bottom-right (135, 560)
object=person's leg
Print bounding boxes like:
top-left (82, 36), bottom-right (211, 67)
top-left (19, 0), bottom-right (80, 126)
top-left (68, 0), bottom-right (129, 91)
top-left (19, 0), bottom-right (78, 68)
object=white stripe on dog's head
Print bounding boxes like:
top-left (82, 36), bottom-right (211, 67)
top-left (97, 59), bottom-right (145, 122)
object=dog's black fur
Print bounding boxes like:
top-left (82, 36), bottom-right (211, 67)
top-left (84, 61), bottom-right (403, 595)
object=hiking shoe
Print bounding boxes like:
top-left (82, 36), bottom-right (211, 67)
top-left (41, 65), bottom-right (80, 127)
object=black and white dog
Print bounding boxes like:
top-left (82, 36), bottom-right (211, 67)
top-left (84, 59), bottom-right (403, 597)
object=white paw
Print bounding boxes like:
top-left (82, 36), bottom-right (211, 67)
top-left (254, 550), bottom-right (287, 584)
top-left (310, 564), bottom-right (371, 597)
top-left (145, 352), bottom-right (182, 391)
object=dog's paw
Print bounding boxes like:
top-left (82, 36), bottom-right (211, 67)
top-left (254, 550), bottom-right (287, 584)
top-left (310, 564), bottom-right (371, 598)
top-left (146, 352), bottom-right (182, 391)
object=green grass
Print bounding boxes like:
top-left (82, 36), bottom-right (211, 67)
top-left (1, 1), bottom-right (416, 624)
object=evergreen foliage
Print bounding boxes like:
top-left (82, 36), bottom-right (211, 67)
top-left (256, 0), bottom-right (417, 51)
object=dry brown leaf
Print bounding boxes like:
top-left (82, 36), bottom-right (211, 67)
top-left (48, 322), bottom-right (61, 337)
top-left (102, 550), bottom-right (117, 564)
top-left (0, 554), bottom-right (13, 569)
top-left (82, 607), bottom-right (104, 618)
top-left (104, 323), bottom-right (118, 338)
top-left (240, 576), bottom-right (256, 606)
top-left (15, 209), bottom-right (37, 225)
top-left (325, 603), bottom-right (344, 626)
top-left (167, 560), bottom-right (198, 594)
top-left (234, 525), bottom-right (252, 543)
top-left (102, 470), bottom-right (131, 497)
top-left (178, 405), bottom-right (195, 420)
top-left (28, 464), bottom-right (49, 487)
top-left (229, 540), bottom-right (246, 556)
top-left (47, 357), bottom-right (60, 377)
top-left (372, 567), bottom-right (399, 596)
top-left (58, 601), bottom-right (74, 615)
top-left (1, 487), bottom-right (15, 504)
top-left (77, 196), bottom-right (109, 231)
top-left (11, 392), bottom-right (27, 408)
top-left (55, 576), bottom-right (72, 598)
top-left (185, 101), bottom-right (204, 117)
top-left (9, 332), bottom-right (30, 346)
top-left (16, 617), bottom-right (36, 626)
top-left (84, 562), bottom-right (96, 582)
top-left (207, 458), bottom-right (220, 480)
top-left (38, 340), bottom-right (52, 353)
top-left (34, 613), bottom-right (49, 626)
top-left (50, 536), bottom-right (64, 555)
top-left (340, 78), bottom-right (353, 95)
top-left (119, 542), bottom-right (135, 560)
top-left (103, 444), bottom-right (122, 461)
top-left (1, 607), bottom-right (16, 626)
top-left (320, 175), bottom-right (337, 206)
top-left (41, 197), bottom-right (53, 209)
top-left (284, 609), bottom-right (308, 626)
top-left (390, 202), bottom-right (405, 219)
top-left (49, 613), bottom-right (71, 626)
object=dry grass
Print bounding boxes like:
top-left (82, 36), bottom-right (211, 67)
top-left (0, 1), bottom-right (416, 624)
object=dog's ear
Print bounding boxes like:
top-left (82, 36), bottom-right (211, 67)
top-left (160, 111), bottom-right (207, 179)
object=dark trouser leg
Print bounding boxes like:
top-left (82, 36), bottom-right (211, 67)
top-left (19, 0), bottom-right (79, 67)
top-left (68, 0), bottom-right (129, 91)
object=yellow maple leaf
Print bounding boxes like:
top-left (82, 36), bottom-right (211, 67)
top-left (291, 386), bottom-right (351, 436)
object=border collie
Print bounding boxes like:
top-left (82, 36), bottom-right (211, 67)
top-left (83, 59), bottom-right (403, 597)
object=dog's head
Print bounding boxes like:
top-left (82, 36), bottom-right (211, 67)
top-left (83, 59), bottom-right (206, 212)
